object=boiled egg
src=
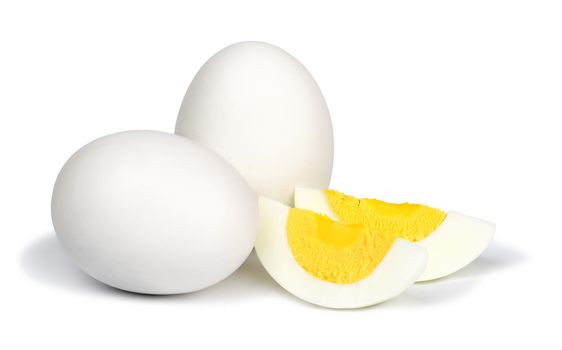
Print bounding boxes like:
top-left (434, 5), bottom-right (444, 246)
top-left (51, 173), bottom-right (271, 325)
top-left (175, 41), bottom-right (333, 205)
top-left (51, 130), bottom-right (258, 294)
top-left (294, 188), bottom-right (495, 281)
top-left (256, 197), bottom-right (427, 309)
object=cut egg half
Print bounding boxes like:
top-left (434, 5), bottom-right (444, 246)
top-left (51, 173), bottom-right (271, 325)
top-left (294, 188), bottom-right (495, 282)
top-left (255, 197), bottom-right (427, 309)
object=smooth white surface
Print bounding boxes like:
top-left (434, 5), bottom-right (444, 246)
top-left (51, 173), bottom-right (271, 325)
top-left (294, 187), bottom-right (340, 219)
top-left (417, 212), bottom-right (495, 281)
top-left (175, 41), bottom-right (334, 205)
top-left (255, 197), bottom-right (427, 309)
top-left (52, 131), bottom-right (258, 294)
top-left (1, 1), bottom-right (560, 349)
top-left (294, 188), bottom-right (496, 281)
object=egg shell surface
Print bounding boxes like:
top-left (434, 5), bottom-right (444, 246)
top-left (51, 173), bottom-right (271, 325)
top-left (51, 130), bottom-right (258, 294)
top-left (176, 41), bottom-right (334, 205)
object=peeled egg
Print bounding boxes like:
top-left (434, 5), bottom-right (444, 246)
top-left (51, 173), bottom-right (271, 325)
top-left (175, 41), bottom-right (334, 205)
top-left (256, 197), bottom-right (427, 309)
top-left (294, 188), bottom-right (495, 281)
top-left (51, 131), bottom-right (258, 294)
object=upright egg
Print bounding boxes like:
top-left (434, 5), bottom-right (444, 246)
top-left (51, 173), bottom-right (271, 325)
top-left (51, 131), bottom-right (258, 294)
top-left (175, 41), bottom-right (334, 205)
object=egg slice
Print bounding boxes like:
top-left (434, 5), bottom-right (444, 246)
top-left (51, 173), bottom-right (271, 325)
top-left (294, 188), bottom-right (495, 282)
top-left (255, 197), bottom-right (427, 309)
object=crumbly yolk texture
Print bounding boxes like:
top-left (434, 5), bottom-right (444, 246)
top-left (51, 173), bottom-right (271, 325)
top-left (324, 189), bottom-right (447, 242)
top-left (287, 208), bottom-right (395, 284)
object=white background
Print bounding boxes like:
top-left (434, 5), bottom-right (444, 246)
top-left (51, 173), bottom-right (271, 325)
top-left (1, 1), bottom-right (560, 349)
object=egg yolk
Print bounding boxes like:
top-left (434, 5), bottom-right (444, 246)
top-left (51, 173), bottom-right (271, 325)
top-left (324, 189), bottom-right (447, 242)
top-left (287, 208), bottom-right (395, 284)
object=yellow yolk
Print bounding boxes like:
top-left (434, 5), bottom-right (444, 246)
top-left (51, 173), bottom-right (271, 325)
top-left (324, 189), bottom-right (447, 242)
top-left (286, 208), bottom-right (395, 284)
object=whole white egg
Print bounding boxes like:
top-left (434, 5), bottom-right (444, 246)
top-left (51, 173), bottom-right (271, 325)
top-left (51, 130), bottom-right (258, 294)
top-left (175, 41), bottom-right (334, 205)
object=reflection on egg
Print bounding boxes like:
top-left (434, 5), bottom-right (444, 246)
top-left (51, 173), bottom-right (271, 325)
top-left (294, 188), bottom-right (495, 281)
top-left (256, 197), bottom-right (427, 309)
top-left (175, 41), bottom-right (334, 205)
top-left (51, 131), bottom-right (258, 294)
